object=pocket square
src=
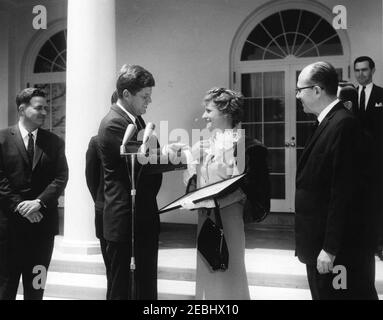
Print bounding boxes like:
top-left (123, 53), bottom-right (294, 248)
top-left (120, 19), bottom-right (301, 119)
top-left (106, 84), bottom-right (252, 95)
top-left (375, 102), bottom-right (383, 107)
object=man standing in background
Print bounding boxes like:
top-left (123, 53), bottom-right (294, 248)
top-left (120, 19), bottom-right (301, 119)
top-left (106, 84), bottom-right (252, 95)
top-left (0, 88), bottom-right (68, 299)
top-left (354, 56), bottom-right (383, 261)
top-left (295, 62), bottom-right (377, 299)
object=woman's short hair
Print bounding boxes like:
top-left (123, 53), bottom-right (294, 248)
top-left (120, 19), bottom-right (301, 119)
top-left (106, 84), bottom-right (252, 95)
top-left (116, 64), bottom-right (155, 98)
top-left (203, 87), bottom-right (244, 127)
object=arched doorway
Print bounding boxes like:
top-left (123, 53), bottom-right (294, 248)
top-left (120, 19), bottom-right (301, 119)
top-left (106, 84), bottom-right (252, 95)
top-left (23, 26), bottom-right (67, 141)
top-left (231, 3), bottom-right (350, 212)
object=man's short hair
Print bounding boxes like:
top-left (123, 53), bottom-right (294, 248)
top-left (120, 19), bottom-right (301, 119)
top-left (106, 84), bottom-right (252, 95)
top-left (307, 61), bottom-right (339, 97)
top-left (338, 85), bottom-right (358, 108)
top-left (354, 56), bottom-right (375, 70)
top-left (111, 90), bottom-right (118, 104)
top-left (16, 88), bottom-right (46, 111)
top-left (116, 65), bottom-right (155, 98)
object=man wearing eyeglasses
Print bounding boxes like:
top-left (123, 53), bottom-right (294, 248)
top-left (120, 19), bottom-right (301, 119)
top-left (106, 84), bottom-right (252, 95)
top-left (294, 62), bottom-right (378, 300)
top-left (353, 56), bottom-right (383, 262)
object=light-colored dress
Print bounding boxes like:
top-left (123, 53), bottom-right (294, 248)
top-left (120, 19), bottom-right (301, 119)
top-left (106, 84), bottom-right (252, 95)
top-left (187, 130), bottom-right (250, 300)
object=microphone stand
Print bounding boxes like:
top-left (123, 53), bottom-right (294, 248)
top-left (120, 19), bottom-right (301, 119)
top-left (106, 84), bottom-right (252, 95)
top-left (120, 141), bottom-right (141, 300)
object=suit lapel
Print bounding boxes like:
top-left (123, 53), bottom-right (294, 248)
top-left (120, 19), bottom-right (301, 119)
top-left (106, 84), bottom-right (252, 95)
top-left (32, 129), bottom-right (44, 171)
top-left (111, 104), bottom-right (134, 124)
top-left (10, 125), bottom-right (30, 166)
top-left (111, 104), bottom-right (141, 140)
top-left (297, 103), bottom-right (342, 173)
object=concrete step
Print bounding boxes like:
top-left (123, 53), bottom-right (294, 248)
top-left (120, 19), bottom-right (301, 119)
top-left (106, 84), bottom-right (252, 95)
top-left (50, 248), bottom-right (383, 291)
top-left (17, 271), bottom-right (314, 300)
top-left (15, 246), bottom-right (383, 300)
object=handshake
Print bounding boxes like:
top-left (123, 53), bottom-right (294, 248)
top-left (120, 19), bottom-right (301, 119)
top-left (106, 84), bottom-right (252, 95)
top-left (161, 140), bottom-right (211, 165)
top-left (14, 199), bottom-right (43, 223)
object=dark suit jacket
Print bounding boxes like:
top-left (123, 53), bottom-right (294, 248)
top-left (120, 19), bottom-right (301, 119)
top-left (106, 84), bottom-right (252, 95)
top-left (295, 102), bottom-right (373, 265)
top-left (0, 125), bottom-right (68, 237)
top-left (85, 135), bottom-right (104, 239)
top-left (98, 105), bottom-right (162, 242)
top-left (354, 84), bottom-right (383, 179)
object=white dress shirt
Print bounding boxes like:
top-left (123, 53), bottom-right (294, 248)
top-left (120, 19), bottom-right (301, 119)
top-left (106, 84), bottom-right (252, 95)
top-left (317, 99), bottom-right (340, 124)
top-left (116, 102), bottom-right (136, 124)
top-left (358, 82), bottom-right (373, 110)
top-left (18, 121), bottom-right (38, 150)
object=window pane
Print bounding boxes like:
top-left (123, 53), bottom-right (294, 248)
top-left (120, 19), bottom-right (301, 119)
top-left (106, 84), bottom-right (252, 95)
top-left (262, 13), bottom-right (282, 38)
top-left (263, 72), bottom-right (284, 97)
top-left (264, 98), bottom-right (284, 122)
top-left (264, 123), bottom-right (284, 148)
top-left (298, 46), bottom-right (318, 57)
top-left (247, 24), bottom-right (271, 48)
top-left (242, 73), bottom-right (262, 97)
top-left (241, 42), bottom-right (265, 61)
top-left (281, 10), bottom-right (300, 32)
top-left (298, 11), bottom-right (321, 36)
top-left (242, 123), bottom-right (262, 142)
top-left (318, 38), bottom-right (343, 56)
top-left (310, 19), bottom-right (337, 45)
top-left (244, 98), bottom-right (262, 122)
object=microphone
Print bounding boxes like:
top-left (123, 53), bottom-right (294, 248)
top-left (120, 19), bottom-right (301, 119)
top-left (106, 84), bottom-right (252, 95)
top-left (140, 122), bottom-right (155, 154)
top-left (120, 124), bottom-right (136, 155)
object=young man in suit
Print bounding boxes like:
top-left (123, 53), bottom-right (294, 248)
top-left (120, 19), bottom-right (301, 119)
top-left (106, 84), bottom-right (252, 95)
top-left (0, 88), bottom-right (68, 300)
top-left (354, 56), bottom-right (383, 261)
top-left (295, 62), bottom-right (378, 300)
top-left (97, 65), bottom-right (162, 300)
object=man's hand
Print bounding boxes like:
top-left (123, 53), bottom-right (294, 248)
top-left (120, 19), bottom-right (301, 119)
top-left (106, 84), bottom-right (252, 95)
top-left (24, 211), bottom-right (43, 224)
top-left (15, 200), bottom-right (42, 217)
top-left (163, 143), bottom-right (190, 164)
top-left (317, 249), bottom-right (336, 274)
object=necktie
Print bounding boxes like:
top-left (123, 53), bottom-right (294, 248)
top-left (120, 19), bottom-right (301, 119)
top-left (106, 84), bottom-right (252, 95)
top-left (27, 132), bottom-right (34, 165)
top-left (359, 86), bottom-right (366, 112)
top-left (135, 117), bottom-right (145, 131)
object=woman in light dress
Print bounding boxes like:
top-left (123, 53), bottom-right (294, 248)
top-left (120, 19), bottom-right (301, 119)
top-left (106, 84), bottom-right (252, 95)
top-left (183, 87), bottom-right (269, 300)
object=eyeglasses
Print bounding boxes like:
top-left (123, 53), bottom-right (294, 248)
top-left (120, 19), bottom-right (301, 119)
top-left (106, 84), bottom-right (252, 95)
top-left (295, 85), bottom-right (319, 94)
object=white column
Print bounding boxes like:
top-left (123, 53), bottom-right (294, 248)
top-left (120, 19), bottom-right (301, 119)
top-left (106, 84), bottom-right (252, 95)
top-left (61, 0), bottom-right (116, 254)
top-left (0, 10), bottom-right (9, 129)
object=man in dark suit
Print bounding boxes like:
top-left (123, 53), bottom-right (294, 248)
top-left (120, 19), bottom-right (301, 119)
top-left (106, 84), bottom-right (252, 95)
top-left (295, 62), bottom-right (378, 299)
top-left (98, 65), bottom-right (162, 300)
top-left (0, 88), bottom-right (68, 300)
top-left (353, 56), bottom-right (383, 260)
top-left (85, 92), bottom-right (117, 299)
top-left (85, 135), bottom-right (110, 298)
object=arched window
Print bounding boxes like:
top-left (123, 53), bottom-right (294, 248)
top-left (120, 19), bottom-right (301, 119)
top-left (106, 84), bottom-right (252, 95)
top-left (34, 30), bottom-right (66, 73)
top-left (29, 30), bottom-right (67, 140)
top-left (241, 9), bottom-right (343, 60)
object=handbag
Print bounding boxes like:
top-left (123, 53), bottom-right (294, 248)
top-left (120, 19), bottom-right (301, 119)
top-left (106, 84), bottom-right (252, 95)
top-left (197, 200), bottom-right (229, 271)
